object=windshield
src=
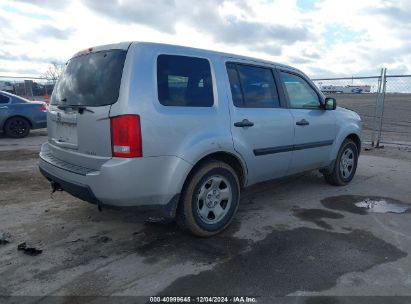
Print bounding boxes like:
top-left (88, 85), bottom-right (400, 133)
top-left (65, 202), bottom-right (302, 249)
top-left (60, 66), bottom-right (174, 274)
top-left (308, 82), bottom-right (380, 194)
top-left (51, 49), bottom-right (127, 107)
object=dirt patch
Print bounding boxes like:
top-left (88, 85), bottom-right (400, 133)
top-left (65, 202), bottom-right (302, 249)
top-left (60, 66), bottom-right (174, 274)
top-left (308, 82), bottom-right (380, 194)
top-left (321, 195), bottom-right (411, 215)
top-left (50, 270), bottom-right (111, 297)
top-left (327, 93), bottom-right (411, 144)
top-left (0, 170), bottom-right (49, 192)
top-left (1, 136), bottom-right (411, 297)
top-left (0, 149), bottom-right (40, 161)
top-left (362, 145), bottom-right (411, 162)
top-left (28, 219), bottom-right (250, 285)
top-left (133, 220), bottom-right (249, 264)
top-left (0, 169), bottom-right (50, 206)
top-left (292, 208), bottom-right (344, 230)
top-left (159, 228), bottom-right (406, 297)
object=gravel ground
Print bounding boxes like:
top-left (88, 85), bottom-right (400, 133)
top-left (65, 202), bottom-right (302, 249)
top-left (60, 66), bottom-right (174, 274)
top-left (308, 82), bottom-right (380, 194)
top-left (0, 130), bottom-right (411, 303)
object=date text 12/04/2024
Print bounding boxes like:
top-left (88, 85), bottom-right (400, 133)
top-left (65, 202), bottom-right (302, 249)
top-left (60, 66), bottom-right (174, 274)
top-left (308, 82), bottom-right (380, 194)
top-left (149, 296), bottom-right (258, 303)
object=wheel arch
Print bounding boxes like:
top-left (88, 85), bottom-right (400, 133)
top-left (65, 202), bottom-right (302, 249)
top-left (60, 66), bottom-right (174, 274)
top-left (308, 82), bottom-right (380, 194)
top-left (182, 151), bottom-right (248, 193)
top-left (331, 124), bottom-right (361, 161)
top-left (346, 133), bottom-right (361, 155)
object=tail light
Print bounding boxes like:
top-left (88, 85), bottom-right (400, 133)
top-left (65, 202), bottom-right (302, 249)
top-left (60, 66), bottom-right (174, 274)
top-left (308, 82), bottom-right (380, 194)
top-left (110, 115), bottom-right (142, 158)
top-left (37, 104), bottom-right (47, 112)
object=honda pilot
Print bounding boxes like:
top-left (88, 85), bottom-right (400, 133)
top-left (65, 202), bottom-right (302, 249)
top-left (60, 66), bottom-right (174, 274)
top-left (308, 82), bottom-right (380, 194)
top-left (39, 42), bottom-right (362, 237)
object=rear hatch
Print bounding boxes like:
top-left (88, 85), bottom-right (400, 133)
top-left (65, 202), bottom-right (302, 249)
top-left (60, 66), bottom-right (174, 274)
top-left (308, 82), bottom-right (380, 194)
top-left (46, 43), bottom-right (130, 170)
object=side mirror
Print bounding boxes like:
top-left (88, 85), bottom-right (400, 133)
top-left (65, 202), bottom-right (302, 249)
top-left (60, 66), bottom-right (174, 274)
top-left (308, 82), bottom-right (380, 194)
top-left (324, 97), bottom-right (336, 110)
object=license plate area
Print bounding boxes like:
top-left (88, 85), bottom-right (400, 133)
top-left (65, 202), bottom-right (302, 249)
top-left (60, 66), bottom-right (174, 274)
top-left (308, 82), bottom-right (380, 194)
top-left (56, 121), bottom-right (78, 146)
top-left (51, 110), bottom-right (78, 149)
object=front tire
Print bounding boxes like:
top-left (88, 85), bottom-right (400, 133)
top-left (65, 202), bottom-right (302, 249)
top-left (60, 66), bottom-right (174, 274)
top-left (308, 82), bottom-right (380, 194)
top-left (324, 138), bottom-right (358, 186)
top-left (177, 160), bottom-right (240, 237)
top-left (4, 117), bottom-right (30, 138)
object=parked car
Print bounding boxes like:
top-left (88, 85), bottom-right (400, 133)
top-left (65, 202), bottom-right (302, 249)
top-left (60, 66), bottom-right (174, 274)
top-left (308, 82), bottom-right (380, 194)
top-left (0, 91), bottom-right (47, 138)
top-left (0, 81), bottom-right (14, 93)
top-left (39, 42), bottom-right (362, 236)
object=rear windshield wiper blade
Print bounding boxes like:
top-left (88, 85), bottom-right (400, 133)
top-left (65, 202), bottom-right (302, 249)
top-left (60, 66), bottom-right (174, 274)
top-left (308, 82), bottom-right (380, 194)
top-left (57, 104), bottom-right (95, 114)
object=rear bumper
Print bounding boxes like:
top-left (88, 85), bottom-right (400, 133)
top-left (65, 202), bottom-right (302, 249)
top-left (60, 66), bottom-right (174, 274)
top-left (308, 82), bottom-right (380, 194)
top-left (39, 166), bottom-right (100, 204)
top-left (38, 143), bottom-right (192, 217)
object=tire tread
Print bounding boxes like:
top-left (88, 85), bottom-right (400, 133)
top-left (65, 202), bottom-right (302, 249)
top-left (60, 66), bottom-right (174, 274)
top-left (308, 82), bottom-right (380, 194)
top-left (176, 160), bottom-right (240, 237)
top-left (324, 138), bottom-right (358, 186)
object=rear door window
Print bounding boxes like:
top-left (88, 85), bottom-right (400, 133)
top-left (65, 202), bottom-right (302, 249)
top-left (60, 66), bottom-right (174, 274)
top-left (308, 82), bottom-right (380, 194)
top-left (157, 55), bottom-right (214, 107)
top-left (226, 63), bottom-right (280, 108)
top-left (51, 49), bottom-right (127, 107)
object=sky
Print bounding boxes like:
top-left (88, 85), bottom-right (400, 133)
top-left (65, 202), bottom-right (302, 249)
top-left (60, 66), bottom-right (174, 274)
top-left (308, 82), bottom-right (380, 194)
top-left (0, 0), bottom-right (410, 79)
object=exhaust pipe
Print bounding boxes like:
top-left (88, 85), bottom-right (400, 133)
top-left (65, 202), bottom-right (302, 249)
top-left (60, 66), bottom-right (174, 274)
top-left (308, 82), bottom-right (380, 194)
top-left (50, 180), bottom-right (63, 193)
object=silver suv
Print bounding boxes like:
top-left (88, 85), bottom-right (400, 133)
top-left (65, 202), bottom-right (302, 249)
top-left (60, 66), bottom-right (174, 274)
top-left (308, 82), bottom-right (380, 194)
top-left (39, 42), bottom-right (362, 236)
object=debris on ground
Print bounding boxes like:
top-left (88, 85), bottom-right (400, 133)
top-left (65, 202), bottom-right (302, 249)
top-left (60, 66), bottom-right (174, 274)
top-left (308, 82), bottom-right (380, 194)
top-left (0, 232), bottom-right (12, 245)
top-left (144, 216), bottom-right (174, 225)
top-left (67, 238), bottom-right (84, 243)
top-left (98, 236), bottom-right (112, 243)
top-left (17, 242), bottom-right (43, 256)
top-left (0, 239), bottom-right (10, 245)
top-left (90, 235), bottom-right (112, 243)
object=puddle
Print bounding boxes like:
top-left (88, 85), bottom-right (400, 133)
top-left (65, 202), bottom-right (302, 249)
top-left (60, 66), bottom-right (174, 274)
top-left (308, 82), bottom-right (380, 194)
top-left (355, 198), bottom-right (409, 214)
top-left (158, 228), bottom-right (406, 297)
top-left (322, 195), bottom-right (411, 215)
top-left (292, 208), bottom-right (344, 230)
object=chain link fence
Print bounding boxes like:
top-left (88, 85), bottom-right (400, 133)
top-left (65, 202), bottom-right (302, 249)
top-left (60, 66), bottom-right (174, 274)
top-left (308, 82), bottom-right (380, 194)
top-left (0, 76), bottom-right (54, 102)
top-left (2, 72), bottom-right (410, 145)
top-left (382, 76), bottom-right (411, 144)
top-left (313, 72), bottom-right (411, 146)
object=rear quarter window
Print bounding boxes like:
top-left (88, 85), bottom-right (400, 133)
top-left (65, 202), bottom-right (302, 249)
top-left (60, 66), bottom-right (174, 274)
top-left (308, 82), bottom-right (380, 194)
top-left (0, 94), bottom-right (10, 104)
top-left (157, 55), bottom-right (214, 107)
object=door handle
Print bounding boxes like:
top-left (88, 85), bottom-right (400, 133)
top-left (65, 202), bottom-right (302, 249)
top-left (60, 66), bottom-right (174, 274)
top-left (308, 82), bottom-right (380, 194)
top-left (0, 106), bottom-right (8, 109)
top-left (296, 119), bottom-right (309, 126)
top-left (234, 119), bottom-right (254, 128)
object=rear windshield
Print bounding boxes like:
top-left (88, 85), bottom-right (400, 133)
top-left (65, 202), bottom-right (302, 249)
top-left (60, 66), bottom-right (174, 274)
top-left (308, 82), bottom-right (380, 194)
top-left (51, 50), bottom-right (127, 107)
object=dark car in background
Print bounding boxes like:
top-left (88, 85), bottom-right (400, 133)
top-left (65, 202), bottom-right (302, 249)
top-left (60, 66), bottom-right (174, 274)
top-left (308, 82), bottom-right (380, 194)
top-left (0, 91), bottom-right (47, 138)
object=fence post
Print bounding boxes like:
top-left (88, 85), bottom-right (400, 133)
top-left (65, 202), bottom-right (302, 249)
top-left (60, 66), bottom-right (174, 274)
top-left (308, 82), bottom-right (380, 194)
top-left (376, 68), bottom-right (387, 148)
top-left (371, 68), bottom-right (384, 147)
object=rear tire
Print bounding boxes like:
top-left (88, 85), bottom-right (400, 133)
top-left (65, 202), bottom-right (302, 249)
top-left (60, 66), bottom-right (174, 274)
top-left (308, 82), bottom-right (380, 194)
top-left (324, 138), bottom-right (358, 186)
top-left (4, 117), bottom-right (30, 138)
top-left (177, 160), bottom-right (240, 237)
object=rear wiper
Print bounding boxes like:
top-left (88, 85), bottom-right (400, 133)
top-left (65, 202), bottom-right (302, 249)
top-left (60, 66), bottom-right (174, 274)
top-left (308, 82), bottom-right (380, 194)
top-left (57, 104), bottom-right (95, 114)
